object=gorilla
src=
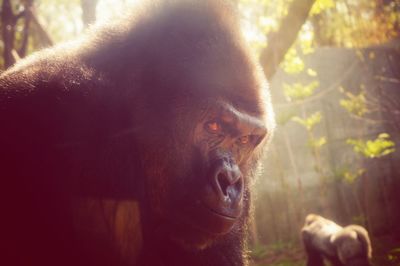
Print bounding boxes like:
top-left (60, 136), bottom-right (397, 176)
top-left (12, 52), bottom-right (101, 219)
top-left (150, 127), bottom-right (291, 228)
top-left (301, 214), bottom-right (372, 266)
top-left (0, 1), bottom-right (275, 266)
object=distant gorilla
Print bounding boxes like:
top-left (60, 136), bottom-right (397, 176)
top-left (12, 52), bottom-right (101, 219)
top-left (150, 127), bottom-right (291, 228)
top-left (301, 214), bottom-right (372, 266)
top-left (0, 1), bottom-right (275, 266)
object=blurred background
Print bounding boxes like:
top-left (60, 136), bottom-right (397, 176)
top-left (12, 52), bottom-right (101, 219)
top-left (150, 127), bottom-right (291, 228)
top-left (1, 0), bottom-right (399, 265)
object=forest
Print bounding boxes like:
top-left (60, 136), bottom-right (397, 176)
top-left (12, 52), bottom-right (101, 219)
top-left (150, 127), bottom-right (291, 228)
top-left (1, 0), bottom-right (399, 265)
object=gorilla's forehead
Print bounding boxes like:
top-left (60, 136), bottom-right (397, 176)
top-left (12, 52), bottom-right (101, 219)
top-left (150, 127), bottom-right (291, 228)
top-left (175, 47), bottom-right (270, 114)
top-left (203, 100), bottom-right (268, 127)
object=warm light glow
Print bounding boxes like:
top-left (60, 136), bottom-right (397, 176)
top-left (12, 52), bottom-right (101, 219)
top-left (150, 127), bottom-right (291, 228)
top-left (96, 0), bottom-right (141, 23)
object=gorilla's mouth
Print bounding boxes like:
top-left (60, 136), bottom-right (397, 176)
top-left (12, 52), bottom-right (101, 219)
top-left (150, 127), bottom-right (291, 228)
top-left (172, 199), bottom-right (239, 238)
top-left (167, 202), bottom-right (239, 250)
top-left (181, 200), bottom-right (239, 236)
top-left (200, 202), bottom-right (239, 219)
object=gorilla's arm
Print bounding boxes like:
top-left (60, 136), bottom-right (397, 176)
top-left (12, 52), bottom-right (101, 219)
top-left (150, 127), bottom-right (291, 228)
top-left (302, 233), bottom-right (326, 266)
top-left (331, 225), bottom-right (372, 266)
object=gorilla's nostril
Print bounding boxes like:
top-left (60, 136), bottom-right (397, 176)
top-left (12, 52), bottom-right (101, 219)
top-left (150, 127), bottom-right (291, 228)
top-left (217, 172), bottom-right (230, 197)
top-left (234, 178), bottom-right (243, 193)
top-left (216, 170), bottom-right (243, 199)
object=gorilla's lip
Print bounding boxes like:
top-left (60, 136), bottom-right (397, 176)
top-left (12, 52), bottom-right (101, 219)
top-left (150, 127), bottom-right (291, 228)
top-left (175, 201), bottom-right (239, 236)
top-left (200, 203), bottom-right (239, 219)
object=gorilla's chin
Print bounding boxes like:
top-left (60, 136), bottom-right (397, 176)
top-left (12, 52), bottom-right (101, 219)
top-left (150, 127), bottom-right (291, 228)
top-left (167, 204), bottom-right (239, 250)
top-left (168, 225), bottom-right (217, 250)
top-left (194, 203), bottom-right (238, 235)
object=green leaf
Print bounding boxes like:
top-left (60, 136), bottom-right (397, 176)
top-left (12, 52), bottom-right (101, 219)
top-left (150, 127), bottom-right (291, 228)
top-left (276, 110), bottom-right (296, 126)
top-left (281, 48), bottom-right (305, 74)
top-left (347, 133), bottom-right (396, 158)
top-left (307, 68), bottom-right (318, 77)
top-left (310, 0), bottom-right (335, 16)
top-left (283, 81), bottom-right (319, 102)
top-left (292, 112), bottom-right (322, 130)
top-left (309, 137), bottom-right (326, 148)
top-left (339, 89), bottom-right (368, 117)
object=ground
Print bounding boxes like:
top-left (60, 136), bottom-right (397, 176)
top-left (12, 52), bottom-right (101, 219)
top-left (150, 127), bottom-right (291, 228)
top-left (250, 235), bottom-right (400, 266)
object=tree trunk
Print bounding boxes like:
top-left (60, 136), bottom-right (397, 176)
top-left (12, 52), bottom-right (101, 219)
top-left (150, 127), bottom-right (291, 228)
top-left (1, 0), bottom-right (17, 68)
top-left (18, 0), bottom-right (34, 58)
top-left (81, 0), bottom-right (98, 27)
top-left (260, 0), bottom-right (316, 80)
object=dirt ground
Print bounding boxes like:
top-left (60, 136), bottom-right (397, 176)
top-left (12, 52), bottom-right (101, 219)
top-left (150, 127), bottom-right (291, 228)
top-left (250, 235), bottom-right (400, 266)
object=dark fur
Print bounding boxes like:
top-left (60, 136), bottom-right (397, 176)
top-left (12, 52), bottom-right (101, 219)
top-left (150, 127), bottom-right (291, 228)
top-left (0, 1), bottom-right (274, 266)
top-left (301, 214), bottom-right (372, 266)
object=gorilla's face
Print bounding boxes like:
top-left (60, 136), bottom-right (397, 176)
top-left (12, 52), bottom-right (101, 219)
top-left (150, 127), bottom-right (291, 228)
top-left (145, 102), bottom-right (268, 249)
top-left (143, 86), bottom-right (272, 248)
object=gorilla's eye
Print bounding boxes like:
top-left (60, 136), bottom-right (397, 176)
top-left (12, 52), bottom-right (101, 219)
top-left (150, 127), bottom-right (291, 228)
top-left (205, 121), bottom-right (222, 134)
top-left (238, 135), bottom-right (250, 145)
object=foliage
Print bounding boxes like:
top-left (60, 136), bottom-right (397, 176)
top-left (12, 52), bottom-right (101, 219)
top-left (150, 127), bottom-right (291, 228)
top-left (251, 244), bottom-right (270, 260)
top-left (387, 247), bottom-right (400, 263)
top-left (310, 0), bottom-right (400, 47)
top-left (333, 166), bottom-right (365, 183)
top-left (281, 48), bottom-right (305, 74)
top-left (281, 27), bottom-right (315, 75)
top-left (238, 0), bottom-right (291, 53)
top-left (240, 0), bottom-right (399, 258)
top-left (308, 136), bottom-right (326, 149)
top-left (306, 68), bottom-right (317, 77)
top-left (251, 241), bottom-right (297, 259)
top-left (309, 0), bottom-right (334, 16)
top-left (251, 242), bottom-right (305, 266)
top-left (257, 261), bottom-right (304, 266)
top-left (347, 133), bottom-right (396, 159)
top-left (292, 112), bottom-right (322, 130)
top-left (276, 110), bottom-right (296, 126)
top-left (343, 168), bottom-right (365, 184)
top-left (267, 241), bottom-right (296, 252)
top-left (339, 87), bottom-right (368, 117)
top-left (283, 81), bottom-right (319, 102)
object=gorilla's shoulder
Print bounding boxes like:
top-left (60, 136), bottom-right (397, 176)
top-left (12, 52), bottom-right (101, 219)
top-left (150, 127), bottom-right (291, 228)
top-left (0, 41), bottom-right (98, 94)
